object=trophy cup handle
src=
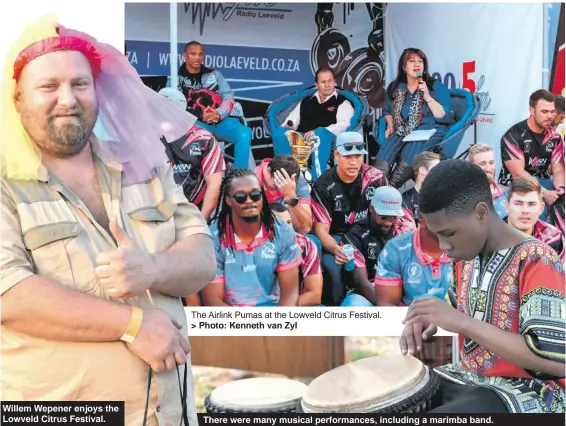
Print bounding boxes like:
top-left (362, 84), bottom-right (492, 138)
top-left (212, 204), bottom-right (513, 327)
top-left (311, 134), bottom-right (322, 181)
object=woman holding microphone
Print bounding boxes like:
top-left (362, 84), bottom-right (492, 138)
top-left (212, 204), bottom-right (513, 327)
top-left (376, 48), bottom-right (454, 188)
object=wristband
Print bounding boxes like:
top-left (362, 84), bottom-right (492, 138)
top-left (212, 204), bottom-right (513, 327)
top-left (120, 306), bottom-right (144, 343)
top-left (425, 97), bottom-right (433, 103)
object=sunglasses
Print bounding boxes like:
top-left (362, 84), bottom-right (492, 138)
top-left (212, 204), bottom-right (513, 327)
top-left (232, 190), bottom-right (262, 204)
top-left (342, 143), bottom-right (365, 152)
top-left (378, 214), bottom-right (400, 222)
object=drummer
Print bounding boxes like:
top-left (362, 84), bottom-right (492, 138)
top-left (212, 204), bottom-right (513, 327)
top-left (400, 159), bottom-right (565, 413)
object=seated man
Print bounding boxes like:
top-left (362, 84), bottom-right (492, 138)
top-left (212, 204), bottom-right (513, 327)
top-left (271, 204), bottom-right (323, 306)
top-left (400, 159), bottom-right (565, 414)
top-left (498, 89), bottom-right (564, 218)
top-left (401, 151), bottom-right (441, 225)
top-left (311, 132), bottom-right (388, 306)
top-left (159, 88), bottom-right (225, 221)
top-left (255, 155), bottom-right (313, 234)
top-left (177, 41), bottom-right (252, 169)
top-left (505, 178), bottom-right (564, 262)
top-left (468, 143), bottom-right (508, 219)
top-left (202, 169), bottom-right (301, 307)
top-left (374, 213), bottom-right (452, 306)
top-left (272, 68), bottom-right (355, 180)
top-left (342, 186), bottom-right (415, 306)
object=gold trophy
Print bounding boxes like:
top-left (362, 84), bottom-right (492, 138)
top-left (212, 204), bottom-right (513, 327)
top-left (284, 130), bottom-right (321, 183)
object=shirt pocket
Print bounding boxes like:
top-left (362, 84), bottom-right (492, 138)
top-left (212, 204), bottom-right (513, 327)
top-left (22, 221), bottom-right (79, 289)
top-left (126, 201), bottom-right (177, 253)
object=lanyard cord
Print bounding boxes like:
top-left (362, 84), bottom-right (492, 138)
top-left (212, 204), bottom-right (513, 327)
top-left (142, 362), bottom-right (189, 426)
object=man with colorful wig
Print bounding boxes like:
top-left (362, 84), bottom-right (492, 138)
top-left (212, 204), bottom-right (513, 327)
top-left (0, 15), bottom-right (216, 425)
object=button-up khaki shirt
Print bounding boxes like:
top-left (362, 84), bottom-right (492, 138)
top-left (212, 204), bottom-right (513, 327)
top-left (1, 138), bottom-right (211, 425)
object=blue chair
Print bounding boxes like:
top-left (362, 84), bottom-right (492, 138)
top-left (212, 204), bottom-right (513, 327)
top-left (376, 88), bottom-right (481, 160)
top-left (263, 86), bottom-right (370, 172)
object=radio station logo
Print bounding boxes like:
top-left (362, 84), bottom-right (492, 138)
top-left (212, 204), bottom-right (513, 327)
top-left (184, 3), bottom-right (291, 35)
top-left (431, 60), bottom-right (493, 124)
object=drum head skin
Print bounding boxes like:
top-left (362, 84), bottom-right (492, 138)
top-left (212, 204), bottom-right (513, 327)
top-left (209, 378), bottom-right (307, 412)
top-left (301, 355), bottom-right (430, 413)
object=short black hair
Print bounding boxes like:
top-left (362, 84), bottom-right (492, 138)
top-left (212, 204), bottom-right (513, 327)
top-left (184, 41), bottom-right (202, 52)
top-left (529, 89), bottom-right (556, 108)
top-left (555, 95), bottom-right (565, 114)
top-left (419, 159), bottom-right (494, 217)
top-left (315, 68), bottom-right (335, 83)
top-left (268, 155), bottom-right (300, 178)
top-left (269, 203), bottom-right (288, 213)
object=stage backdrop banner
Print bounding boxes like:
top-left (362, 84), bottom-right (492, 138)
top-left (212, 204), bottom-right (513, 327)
top-left (125, 2), bottom-right (385, 161)
top-left (385, 3), bottom-right (544, 173)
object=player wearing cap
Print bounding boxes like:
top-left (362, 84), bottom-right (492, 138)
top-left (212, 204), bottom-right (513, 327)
top-left (374, 209), bottom-right (452, 306)
top-left (342, 186), bottom-right (415, 306)
top-left (311, 132), bottom-right (389, 306)
top-left (158, 88), bottom-right (225, 221)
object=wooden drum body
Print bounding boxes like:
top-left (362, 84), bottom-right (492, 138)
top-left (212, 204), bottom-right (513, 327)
top-left (300, 355), bottom-right (440, 413)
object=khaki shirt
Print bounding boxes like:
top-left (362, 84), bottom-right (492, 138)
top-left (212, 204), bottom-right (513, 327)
top-left (1, 138), bottom-right (211, 425)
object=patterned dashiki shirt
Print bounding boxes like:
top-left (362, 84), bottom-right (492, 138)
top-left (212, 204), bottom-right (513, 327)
top-left (436, 238), bottom-right (565, 413)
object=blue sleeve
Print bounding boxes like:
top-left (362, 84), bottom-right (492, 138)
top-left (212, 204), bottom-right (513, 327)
top-left (374, 241), bottom-right (403, 287)
top-left (276, 221), bottom-right (302, 270)
top-left (209, 223), bottom-right (225, 282)
top-left (214, 71), bottom-right (236, 120)
top-left (431, 80), bottom-right (454, 125)
top-left (296, 176), bottom-right (311, 201)
top-left (383, 88), bottom-right (393, 117)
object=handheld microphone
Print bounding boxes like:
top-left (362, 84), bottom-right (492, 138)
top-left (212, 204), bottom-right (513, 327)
top-left (417, 72), bottom-right (423, 84)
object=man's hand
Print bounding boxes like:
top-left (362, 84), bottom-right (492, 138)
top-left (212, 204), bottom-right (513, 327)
top-left (304, 130), bottom-right (315, 142)
top-left (333, 245), bottom-right (350, 265)
top-left (399, 322), bottom-right (438, 357)
top-left (203, 108), bottom-right (220, 125)
top-left (402, 297), bottom-right (466, 333)
top-left (95, 218), bottom-right (158, 299)
top-left (273, 169), bottom-right (297, 199)
top-left (385, 126), bottom-right (394, 138)
top-left (127, 308), bottom-right (190, 373)
top-left (543, 189), bottom-right (560, 205)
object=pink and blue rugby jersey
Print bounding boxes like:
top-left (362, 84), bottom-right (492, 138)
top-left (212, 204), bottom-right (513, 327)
top-left (374, 230), bottom-right (452, 306)
top-left (209, 217), bottom-right (302, 306)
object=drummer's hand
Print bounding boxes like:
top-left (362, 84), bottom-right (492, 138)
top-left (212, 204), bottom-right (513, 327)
top-left (402, 297), bottom-right (466, 333)
top-left (399, 322), bottom-right (437, 358)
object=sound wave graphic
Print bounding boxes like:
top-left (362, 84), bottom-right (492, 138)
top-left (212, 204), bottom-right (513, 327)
top-left (184, 3), bottom-right (289, 36)
top-left (184, 3), bottom-right (233, 35)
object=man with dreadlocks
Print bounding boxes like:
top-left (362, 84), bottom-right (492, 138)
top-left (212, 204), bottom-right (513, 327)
top-left (400, 159), bottom-right (565, 414)
top-left (202, 169), bottom-right (302, 306)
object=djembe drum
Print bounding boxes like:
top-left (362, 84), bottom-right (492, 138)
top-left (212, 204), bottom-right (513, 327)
top-left (299, 355), bottom-right (440, 413)
top-left (205, 377), bottom-right (307, 413)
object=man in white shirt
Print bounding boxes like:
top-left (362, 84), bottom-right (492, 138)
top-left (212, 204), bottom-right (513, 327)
top-left (272, 68), bottom-right (355, 181)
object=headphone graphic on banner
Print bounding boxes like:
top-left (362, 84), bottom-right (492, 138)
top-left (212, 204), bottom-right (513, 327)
top-left (309, 2), bottom-right (386, 109)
